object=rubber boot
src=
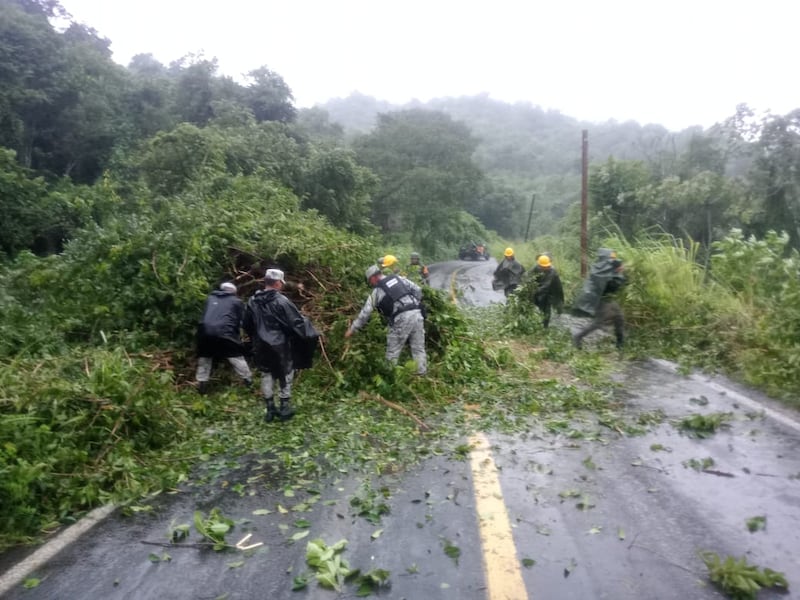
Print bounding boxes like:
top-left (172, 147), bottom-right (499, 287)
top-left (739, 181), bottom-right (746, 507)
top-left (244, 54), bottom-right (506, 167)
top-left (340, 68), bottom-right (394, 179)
top-left (279, 398), bottom-right (295, 421)
top-left (198, 381), bottom-right (208, 395)
top-left (264, 398), bottom-right (278, 423)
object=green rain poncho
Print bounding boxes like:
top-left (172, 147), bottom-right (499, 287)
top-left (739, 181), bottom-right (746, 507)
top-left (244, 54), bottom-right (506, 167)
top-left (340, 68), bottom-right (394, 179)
top-left (573, 248), bottom-right (626, 316)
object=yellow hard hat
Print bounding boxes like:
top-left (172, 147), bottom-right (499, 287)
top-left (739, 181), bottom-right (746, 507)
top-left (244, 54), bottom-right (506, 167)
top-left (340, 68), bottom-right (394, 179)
top-left (504, 247), bottom-right (514, 257)
top-left (381, 254), bottom-right (398, 268)
top-left (537, 255), bottom-right (552, 268)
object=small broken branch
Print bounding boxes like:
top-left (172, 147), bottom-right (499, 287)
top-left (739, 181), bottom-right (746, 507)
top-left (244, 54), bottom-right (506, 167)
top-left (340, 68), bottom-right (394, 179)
top-left (372, 394), bottom-right (430, 431)
top-left (702, 469), bottom-right (735, 478)
top-left (140, 540), bottom-right (224, 549)
top-left (305, 269), bottom-right (329, 293)
top-left (318, 336), bottom-right (334, 371)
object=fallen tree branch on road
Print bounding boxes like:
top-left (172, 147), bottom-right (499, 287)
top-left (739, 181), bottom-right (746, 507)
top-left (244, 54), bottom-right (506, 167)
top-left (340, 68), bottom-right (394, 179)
top-left (360, 392), bottom-right (430, 431)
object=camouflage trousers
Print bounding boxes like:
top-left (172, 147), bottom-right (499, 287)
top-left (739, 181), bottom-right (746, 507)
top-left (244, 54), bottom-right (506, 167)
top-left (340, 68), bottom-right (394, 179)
top-left (386, 309), bottom-right (427, 375)
top-left (260, 368), bottom-right (294, 401)
top-left (574, 300), bottom-right (624, 347)
top-left (196, 356), bottom-right (252, 382)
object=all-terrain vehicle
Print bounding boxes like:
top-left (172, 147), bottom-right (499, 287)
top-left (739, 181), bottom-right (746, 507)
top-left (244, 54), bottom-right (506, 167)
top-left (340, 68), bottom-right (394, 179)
top-left (458, 242), bottom-right (490, 261)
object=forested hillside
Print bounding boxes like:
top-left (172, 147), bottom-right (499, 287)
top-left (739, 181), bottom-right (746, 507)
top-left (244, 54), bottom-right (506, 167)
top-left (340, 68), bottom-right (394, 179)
top-left (1, 0), bottom-right (799, 552)
top-left (3, 0), bottom-right (799, 252)
top-left (322, 92), bottom-right (797, 243)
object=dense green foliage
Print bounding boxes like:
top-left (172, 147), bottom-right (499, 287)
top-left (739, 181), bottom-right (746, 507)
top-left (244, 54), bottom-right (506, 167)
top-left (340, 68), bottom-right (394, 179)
top-left (2, 0), bottom-right (800, 557)
top-left (353, 109), bottom-right (484, 254)
top-left (505, 228), bottom-right (800, 401)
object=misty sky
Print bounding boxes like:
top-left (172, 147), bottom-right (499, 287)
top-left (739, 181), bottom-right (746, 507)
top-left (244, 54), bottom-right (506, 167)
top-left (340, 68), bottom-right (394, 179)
top-left (58, 0), bottom-right (798, 131)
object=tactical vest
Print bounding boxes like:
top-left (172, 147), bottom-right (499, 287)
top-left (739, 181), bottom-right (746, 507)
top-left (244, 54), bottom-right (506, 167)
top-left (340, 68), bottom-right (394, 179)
top-left (376, 275), bottom-right (419, 319)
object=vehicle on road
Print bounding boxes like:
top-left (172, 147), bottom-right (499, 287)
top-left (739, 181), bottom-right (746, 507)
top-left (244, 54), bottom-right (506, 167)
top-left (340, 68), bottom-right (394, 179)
top-left (458, 241), bottom-right (490, 261)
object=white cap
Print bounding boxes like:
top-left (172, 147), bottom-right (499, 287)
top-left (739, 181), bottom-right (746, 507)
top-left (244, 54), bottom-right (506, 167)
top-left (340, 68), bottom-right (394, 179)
top-left (265, 268), bottom-right (285, 283)
top-left (220, 282), bottom-right (237, 293)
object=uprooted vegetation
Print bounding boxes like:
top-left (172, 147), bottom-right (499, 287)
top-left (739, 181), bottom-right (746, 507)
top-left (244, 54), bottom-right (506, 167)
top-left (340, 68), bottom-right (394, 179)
top-left (0, 174), bottom-right (605, 549)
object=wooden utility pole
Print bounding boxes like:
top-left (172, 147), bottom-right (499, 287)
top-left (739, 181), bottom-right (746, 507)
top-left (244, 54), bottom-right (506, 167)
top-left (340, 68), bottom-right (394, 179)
top-left (524, 193), bottom-right (535, 242)
top-left (581, 130), bottom-right (589, 277)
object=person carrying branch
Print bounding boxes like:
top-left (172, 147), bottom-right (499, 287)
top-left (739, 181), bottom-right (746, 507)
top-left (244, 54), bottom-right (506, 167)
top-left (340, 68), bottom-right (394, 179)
top-left (493, 247), bottom-right (526, 297)
top-left (530, 253), bottom-right (564, 328)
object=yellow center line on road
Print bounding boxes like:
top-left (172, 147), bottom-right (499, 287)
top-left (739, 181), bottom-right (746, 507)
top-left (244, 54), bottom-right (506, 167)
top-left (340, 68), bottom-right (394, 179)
top-left (449, 268), bottom-right (461, 304)
top-left (469, 432), bottom-right (529, 600)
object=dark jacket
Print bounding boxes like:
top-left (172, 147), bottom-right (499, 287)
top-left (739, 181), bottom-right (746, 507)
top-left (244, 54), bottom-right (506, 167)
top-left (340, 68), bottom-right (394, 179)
top-left (244, 289), bottom-right (319, 372)
top-left (574, 248), bottom-right (627, 316)
top-left (531, 265), bottom-right (564, 311)
top-left (196, 290), bottom-right (246, 358)
top-left (494, 258), bottom-right (526, 288)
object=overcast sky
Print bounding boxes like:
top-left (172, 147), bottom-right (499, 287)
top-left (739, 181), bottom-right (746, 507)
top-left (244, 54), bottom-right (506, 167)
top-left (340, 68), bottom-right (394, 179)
top-left (58, 0), bottom-right (798, 131)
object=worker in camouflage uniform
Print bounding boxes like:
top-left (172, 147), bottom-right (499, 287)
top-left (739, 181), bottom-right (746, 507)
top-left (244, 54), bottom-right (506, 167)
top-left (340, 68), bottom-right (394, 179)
top-left (406, 252), bottom-right (430, 286)
top-left (572, 248), bottom-right (627, 349)
top-left (345, 265), bottom-right (427, 375)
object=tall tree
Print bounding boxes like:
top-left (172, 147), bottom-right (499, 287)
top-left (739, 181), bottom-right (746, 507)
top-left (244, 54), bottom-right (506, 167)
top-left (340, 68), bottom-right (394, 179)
top-left (244, 66), bottom-right (296, 123)
top-left (0, 0), bottom-right (67, 168)
top-left (588, 157), bottom-right (652, 239)
top-left (637, 172), bottom-right (747, 248)
top-left (0, 3), bottom-right (129, 182)
top-left (353, 109), bottom-right (483, 252)
top-left (295, 107), bottom-right (344, 145)
top-left (171, 55), bottom-right (218, 126)
top-left (45, 23), bottom-right (128, 182)
top-left (301, 147), bottom-right (377, 233)
top-left (677, 133), bottom-right (727, 179)
top-left (748, 109), bottom-right (800, 249)
top-left (137, 123), bottom-right (227, 196)
top-left (467, 180), bottom-right (527, 238)
top-left (125, 53), bottom-right (176, 139)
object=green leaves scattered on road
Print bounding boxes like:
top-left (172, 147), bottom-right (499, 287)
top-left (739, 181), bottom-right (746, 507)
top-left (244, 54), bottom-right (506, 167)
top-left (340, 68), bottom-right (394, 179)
top-left (701, 551), bottom-right (788, 599)
top-left (678, 412), bottom-right (732, 438)
top-left (442, 538), bottom-right (461, 566)
top-left (350, 483), bottom-right (391, 525)
top-left (297, 538), bottom-right (390, 597)
top-left (193, 508), bottom-right (234, 551)
top-left (303, 538), bottom-right (353, 591)
top-left (683, 457), bottom-right (715, 472)
top-left (745, 516), bottom-right (766, 533)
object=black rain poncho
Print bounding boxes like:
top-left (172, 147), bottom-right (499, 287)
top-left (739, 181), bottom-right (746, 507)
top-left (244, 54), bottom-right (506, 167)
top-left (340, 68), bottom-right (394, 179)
top-left (196, 290), bottom-right (246, 358)
top-left (244, 289), bottom-right (319, 373)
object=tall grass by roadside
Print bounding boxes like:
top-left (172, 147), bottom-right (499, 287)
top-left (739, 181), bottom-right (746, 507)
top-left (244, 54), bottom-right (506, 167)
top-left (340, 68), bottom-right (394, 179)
top-left (602, 230), bottom-right (799, 402)
top-left (503, 227), bottom-right (799, 403)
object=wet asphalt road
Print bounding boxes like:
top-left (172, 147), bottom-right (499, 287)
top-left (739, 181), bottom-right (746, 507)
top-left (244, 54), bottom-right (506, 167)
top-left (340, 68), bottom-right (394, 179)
top-left (3, 259), bottom-right (800, 599)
